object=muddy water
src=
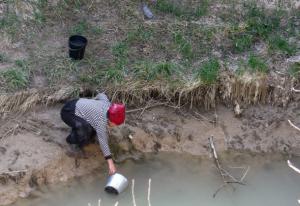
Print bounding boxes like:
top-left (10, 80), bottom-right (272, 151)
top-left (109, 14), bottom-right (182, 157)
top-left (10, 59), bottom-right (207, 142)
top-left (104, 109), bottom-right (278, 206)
top-left (11, 153), bottom-right (300, 206)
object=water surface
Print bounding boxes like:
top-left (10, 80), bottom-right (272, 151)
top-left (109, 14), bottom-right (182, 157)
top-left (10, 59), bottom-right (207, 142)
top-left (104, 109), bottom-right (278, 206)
top-left (11, 152), bottom-right (300, 206)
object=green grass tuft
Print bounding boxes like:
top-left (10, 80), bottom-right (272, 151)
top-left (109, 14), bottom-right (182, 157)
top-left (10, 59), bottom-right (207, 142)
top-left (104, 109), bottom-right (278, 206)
top-left (112, 42), bottom-right (128, 58)
top-left (288, 63), bottom-right (300, 78)
top-left (91, 26), bottom-right (103, 35)
top-left (104, 67), bottom-right (124, 83)
top-left (70, 20), bottom-right (89, 35)
top-left (0, 68), bottom-right (29, 90)
top-left (126, 25), bottom-right (153, 44)
top-left (245, 4), bottom-right (280, 39)
top-left (155, 0), bottom-right (209, 19)
top-left (173, 32), bottom-right (194, 60)
top-left (232, 34), bottom-right (253, 53)
top-left (43, 56), bottom-right (79, 85)
top-left (195, 0), bottom-right (209, 17)
top-left (268, 35), bottom-right (296, 56)
top-left (229, 3), bottom-right (283, 53)
top-left (0, 12), bottom-right (20, 37)
top-left (198, 59), bottom-right (220, 84)
top-left (155, 0), bottom-right (184, 17)
top-left (0, 53), bottom-right (7, 63)
top-left (133, 61), bottom-right (178, 81)
top-left (248, 54), bottom-right (268, 73)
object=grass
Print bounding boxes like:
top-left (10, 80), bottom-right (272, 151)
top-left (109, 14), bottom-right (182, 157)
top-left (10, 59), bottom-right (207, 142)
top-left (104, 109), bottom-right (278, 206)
top-left (0, 60), bottom-right (30, 91)
top-left (232, 34), bottom-right (253, 53)
top-left (0, 12), bottom-right (20, 38)
top-left (155, 0), bottom-right (209, 19)
top-left (104, 67), bottom-right (124, 82)
top-left (228, 3), bottom-right (284, 53)
top-left (173, 32), bottom-right (194, 60)
top-left (268, 35), bottom-right (296, 56)
top-left (34, 0), bottom-right (47, 24)
top-left (43, 56), bottom-right (79, 85)
top-left (0, 53), bottom-right (7, 63)
top-left (91, 26), bottom-right (103, 35)
top-left (197, 59), bottom-right (220, 84)
top-left (34, 10), bottom-right (46, 25)
top-left (126, 25), bottom-right (153, 44)
top-left (195, 0), bottom-right (210, 17)
top-left (245, 4), bottom-right (280, 39)
top-left (0, 69), bottom-right (29, 90)
top-left (155, 0), bottom-right (185, 17)
top-left (288, 63), bottom-right (300, 78)
top-left (248, 54), bottom-right (268, 73)
top-left (112, 42), bottom-right (128, 58)
top-left (70, 20), bottom-right (89, 35)
top-left (133, 61), bottom-right (179, 81)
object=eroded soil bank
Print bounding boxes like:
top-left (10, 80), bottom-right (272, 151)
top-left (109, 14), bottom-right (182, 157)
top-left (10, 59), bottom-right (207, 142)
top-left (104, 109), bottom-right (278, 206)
top-left (0, 102), bottom-right (299, 205)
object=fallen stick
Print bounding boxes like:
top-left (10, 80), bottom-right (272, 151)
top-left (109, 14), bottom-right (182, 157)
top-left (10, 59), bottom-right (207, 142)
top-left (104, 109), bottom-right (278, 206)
top-left (132, 179), bottom-right (137, 206)
top-left (287, 160), bottom-right (300, 174)
top-left (127, 102), bottom-right (180, 114)
top-left (208, 136), bottom-right (226, 182)
top-left (0, 170), bottom-right (27, 175)
top-left (292, 87), bottom-right (300, 93)
top-left (213, 183), bottom-right (227, 198)
top-left (114, 201), bottom-right (119, 206)
top-left (194, 112), bottom-right (215, 123)
top-left (127, 103), bottom-right (167, 114)
top-left (208, 136), bottom-right (248, 198)
top-left (288, 120), bottom-right (300, 132)
top-left (241, 166), bottom-right (250, 182)
top-left (148, 178), bottom-right (152, 206)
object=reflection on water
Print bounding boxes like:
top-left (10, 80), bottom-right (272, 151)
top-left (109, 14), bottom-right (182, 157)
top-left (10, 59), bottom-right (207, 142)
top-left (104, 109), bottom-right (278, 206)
top-left (11, 153), bottom-right (300, 206)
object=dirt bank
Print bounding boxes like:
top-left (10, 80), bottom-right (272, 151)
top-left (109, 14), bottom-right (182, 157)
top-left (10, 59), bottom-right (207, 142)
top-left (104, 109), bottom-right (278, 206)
top-left (0, 101), bottom-right (299, 205)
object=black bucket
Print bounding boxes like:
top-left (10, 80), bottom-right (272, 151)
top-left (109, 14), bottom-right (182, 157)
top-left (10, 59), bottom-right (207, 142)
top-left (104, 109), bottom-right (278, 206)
top-left (68, 35), bottom-right (88, 60)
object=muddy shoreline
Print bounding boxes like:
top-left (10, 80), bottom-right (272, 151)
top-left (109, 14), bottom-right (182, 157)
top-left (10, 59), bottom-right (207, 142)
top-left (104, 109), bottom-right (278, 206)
top-left (0, 102), bottom-right (299, 205)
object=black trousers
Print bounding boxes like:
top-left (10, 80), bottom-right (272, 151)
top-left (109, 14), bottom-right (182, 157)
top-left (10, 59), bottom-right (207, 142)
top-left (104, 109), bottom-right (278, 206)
top-left (60, 99), bottom-right (95, 148)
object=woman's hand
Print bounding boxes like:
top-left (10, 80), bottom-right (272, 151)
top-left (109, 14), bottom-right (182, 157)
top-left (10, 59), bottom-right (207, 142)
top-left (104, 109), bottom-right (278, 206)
top-left (107, 159), bottom-right (117, 175)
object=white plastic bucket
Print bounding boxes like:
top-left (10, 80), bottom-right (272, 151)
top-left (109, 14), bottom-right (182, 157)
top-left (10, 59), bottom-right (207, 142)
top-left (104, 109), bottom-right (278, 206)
top-left (105, 173), bottom-right (128, 194)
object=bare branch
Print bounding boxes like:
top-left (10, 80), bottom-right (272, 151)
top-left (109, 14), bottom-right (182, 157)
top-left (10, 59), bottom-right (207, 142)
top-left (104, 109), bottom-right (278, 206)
top-left (287, 160), bottom-right (300, 174)
top-left (209, 136), bottom-right (248, 198)
top-left (127, 102), bottom-right (179, 114)
top-left (148, 178), bottom-right (152, 206)
top-left (288, 120), bottom-right (300, 132)
top-left (241, 166), bottom-right (250, 182)
top-left (292, 87), bottom-right (300, 93)
top-left (132, 179), bottom-right (137, 206)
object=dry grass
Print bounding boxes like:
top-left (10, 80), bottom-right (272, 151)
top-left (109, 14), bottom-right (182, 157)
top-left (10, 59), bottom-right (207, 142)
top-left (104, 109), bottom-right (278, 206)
top-left (0, 86), bottom-right (79, 113)
top-left (1, 71), bottom-right (296, 115)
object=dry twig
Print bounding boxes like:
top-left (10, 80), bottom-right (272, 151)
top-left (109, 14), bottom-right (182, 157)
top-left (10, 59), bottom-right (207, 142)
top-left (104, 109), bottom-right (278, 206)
top-left (148, 178), bottom-right (152, 206)
top-left (287, 160), bottom-right (300, 174)
top-left (288, 120), bottom-right (300, 132)
top-left (292, 87), bottom-right (300, 93)
top-left (132, 179), bottom-right (137, 206)
top-left (127, 102), bottom-right (179, 114)
top-left (208, 136), bottom-right (248, 198)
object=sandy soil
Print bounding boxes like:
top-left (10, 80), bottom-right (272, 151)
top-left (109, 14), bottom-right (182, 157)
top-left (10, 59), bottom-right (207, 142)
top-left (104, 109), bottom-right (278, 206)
top-left (0, 101), bottom-right (299, 205)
